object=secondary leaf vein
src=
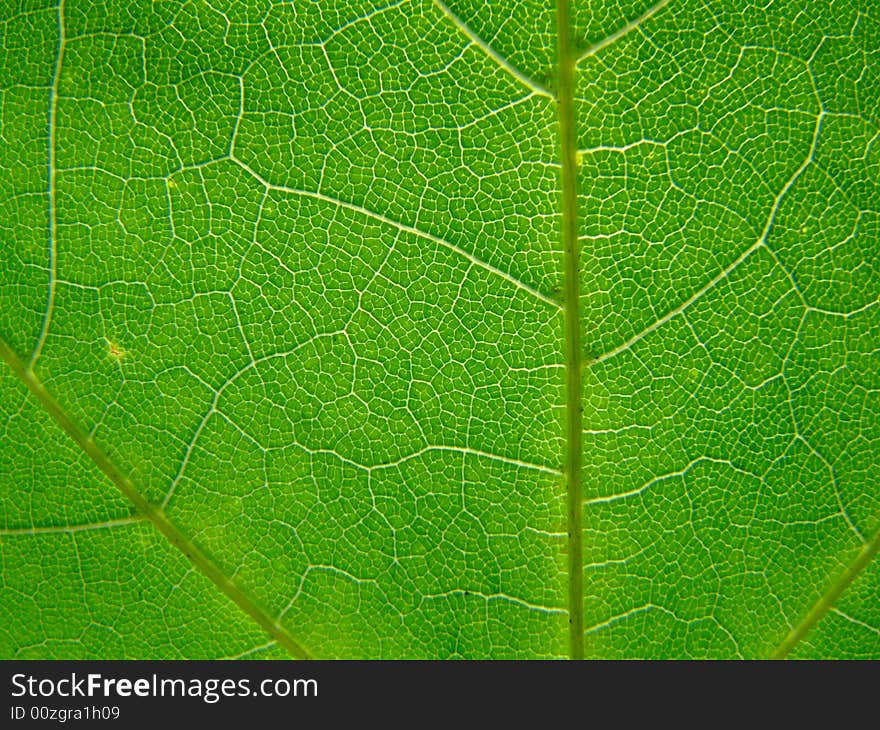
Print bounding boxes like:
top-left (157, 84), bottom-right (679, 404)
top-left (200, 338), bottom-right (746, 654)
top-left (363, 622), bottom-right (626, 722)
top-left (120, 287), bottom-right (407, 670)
top-left (29, 0), bottom-right (65, 371)
top-left (431, 0), bottom-right (554, 98)
top-left (231, 155), bottom-right (561, 310)
top-left (0, 338), bottom-right (314, 661)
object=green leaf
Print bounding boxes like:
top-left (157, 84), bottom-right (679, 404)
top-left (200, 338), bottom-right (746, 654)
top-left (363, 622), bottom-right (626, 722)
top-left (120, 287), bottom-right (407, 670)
top-left (1, 0), bottom-right (877, 659)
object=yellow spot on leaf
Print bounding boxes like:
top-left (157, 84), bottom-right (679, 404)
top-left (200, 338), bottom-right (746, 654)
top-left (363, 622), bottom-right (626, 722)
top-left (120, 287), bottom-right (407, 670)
top-left (106, 339), bottom-right (127, 361)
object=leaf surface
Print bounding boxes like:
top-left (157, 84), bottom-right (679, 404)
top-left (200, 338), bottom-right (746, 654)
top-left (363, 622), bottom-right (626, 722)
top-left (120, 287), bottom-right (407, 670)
top-left (0, 0), bottom-right (877, 659)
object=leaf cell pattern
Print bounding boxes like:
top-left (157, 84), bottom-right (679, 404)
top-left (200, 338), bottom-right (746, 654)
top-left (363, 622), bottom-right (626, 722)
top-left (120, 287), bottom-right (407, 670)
top-left (0, 0), bottom-right (877, 658)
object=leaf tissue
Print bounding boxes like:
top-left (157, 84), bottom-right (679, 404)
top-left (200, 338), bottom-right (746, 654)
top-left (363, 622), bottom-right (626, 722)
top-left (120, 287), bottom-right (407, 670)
top-left (0, 0), bottom-right (878, 659)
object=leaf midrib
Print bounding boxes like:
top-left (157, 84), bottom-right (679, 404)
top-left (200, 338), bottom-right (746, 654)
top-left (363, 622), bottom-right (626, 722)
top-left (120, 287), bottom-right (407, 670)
top-left (556, 0), bottom-right (584, 660)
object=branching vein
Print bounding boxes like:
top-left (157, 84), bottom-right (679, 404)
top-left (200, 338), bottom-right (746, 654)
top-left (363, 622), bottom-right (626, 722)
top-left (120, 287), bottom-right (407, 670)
top-left (577, 0), bottom-right (672, 63)
top-left (0, 338), bottom-right (313, 661)
top-left (432, 0), bottom-right (554, 98)
top-left (231, 155), bottom-right (561, 310)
